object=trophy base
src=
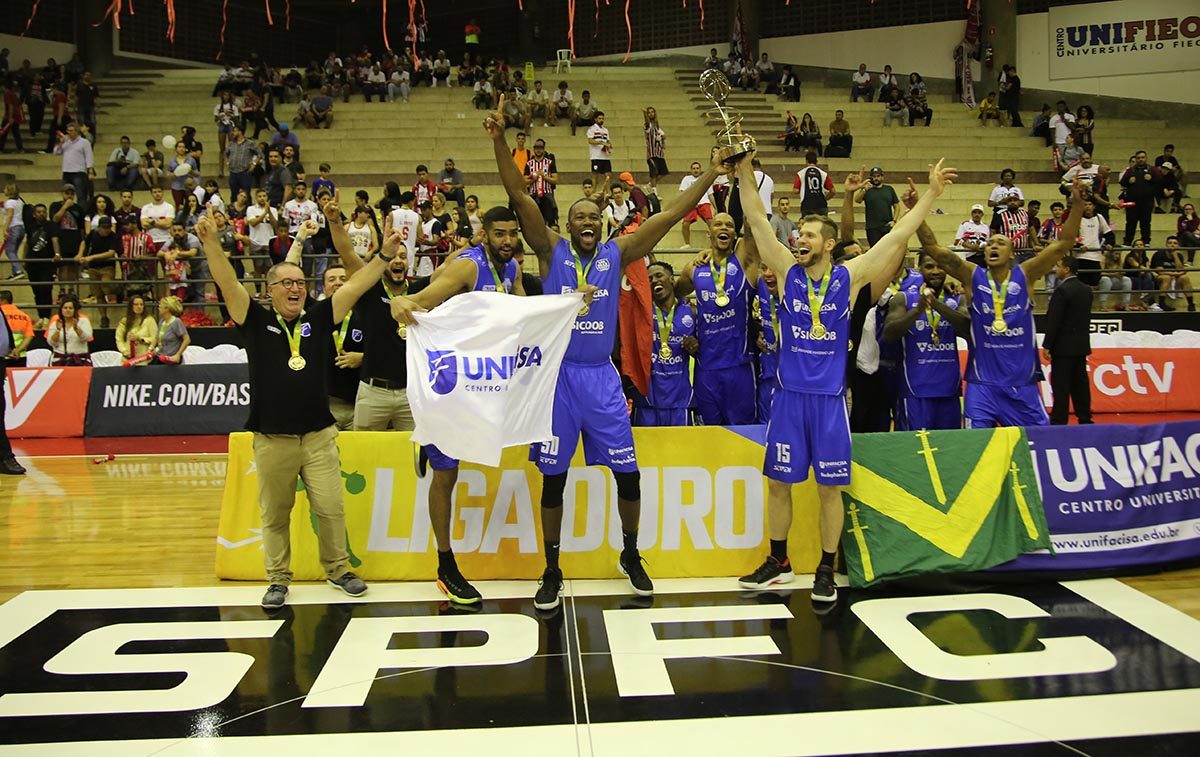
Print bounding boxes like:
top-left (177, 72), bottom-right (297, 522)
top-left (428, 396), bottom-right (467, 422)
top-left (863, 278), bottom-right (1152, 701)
top-left (714, 136), bottom-right (757, 165)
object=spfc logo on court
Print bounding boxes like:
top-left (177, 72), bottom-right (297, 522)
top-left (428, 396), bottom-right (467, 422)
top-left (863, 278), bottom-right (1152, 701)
top-left (426, 349), bottom-right (458, 395)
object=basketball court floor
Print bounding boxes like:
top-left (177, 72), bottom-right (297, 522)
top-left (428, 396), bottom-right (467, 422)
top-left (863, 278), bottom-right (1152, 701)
top-left (2, 447), bottom-right (1199, 756)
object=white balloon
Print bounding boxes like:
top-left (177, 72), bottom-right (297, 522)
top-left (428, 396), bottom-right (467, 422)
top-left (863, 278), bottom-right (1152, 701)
top-left (161, 135), bottom-right (177, 149)
top-left (173, 162), bottom-right (193, 177)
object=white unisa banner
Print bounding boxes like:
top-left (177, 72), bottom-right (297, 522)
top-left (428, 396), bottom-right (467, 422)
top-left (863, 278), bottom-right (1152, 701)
top-left (405, 291), bottom-right (583, 466)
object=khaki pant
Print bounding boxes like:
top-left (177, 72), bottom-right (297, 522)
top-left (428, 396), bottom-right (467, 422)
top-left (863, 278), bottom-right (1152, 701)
top-left (89, 266), bottom-right (119, 302)
top-left (252, 425), bottom-right (350, 585)
top-left (329, 395), bottom-right (355, 431)
top-left (353, 381), bottom-right (414, 431)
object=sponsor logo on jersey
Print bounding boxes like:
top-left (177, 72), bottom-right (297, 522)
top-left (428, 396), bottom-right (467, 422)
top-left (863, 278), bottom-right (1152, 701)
top-left (595, 257), bottom-right (611, 272)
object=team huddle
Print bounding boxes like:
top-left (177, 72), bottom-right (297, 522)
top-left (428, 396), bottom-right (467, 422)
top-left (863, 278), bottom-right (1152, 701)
top-left (202, 99), bottom-right (1087, 612)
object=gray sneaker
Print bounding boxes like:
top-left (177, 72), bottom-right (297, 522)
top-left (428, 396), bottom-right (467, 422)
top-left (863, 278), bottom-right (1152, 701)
top-left (328, 571), bottom-right (368, 597)
top-left (261, 584), bottom-right (288, 609)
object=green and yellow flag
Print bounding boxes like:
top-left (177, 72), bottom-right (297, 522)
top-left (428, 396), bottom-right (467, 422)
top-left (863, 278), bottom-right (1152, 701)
top-left (842, 427), bottom-right (1051, 587)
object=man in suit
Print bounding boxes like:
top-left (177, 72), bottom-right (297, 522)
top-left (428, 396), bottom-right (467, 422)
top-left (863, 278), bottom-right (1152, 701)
top-left (1043, 256), bottom-right (1093, 425)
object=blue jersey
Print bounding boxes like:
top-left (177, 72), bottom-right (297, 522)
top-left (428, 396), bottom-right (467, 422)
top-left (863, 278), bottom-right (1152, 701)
top-left (778, 263), bottom-right (851, 395)
top-left (966, 264), bottom-right (1040, 386)
top-left (542, 237), bottom-right (622, 365)
top-left (693, 252), bottom-right (752, 369)
top-left (461, 245), bottom-right (518, 293)
top-left (649, 302), bottom-right (696, 408)
top-left (755, 277), bottom-right (781, 383)
top-left (900, 287), bottom-right (962, 398)
top-left (877, 269), bottom-right (922, 363)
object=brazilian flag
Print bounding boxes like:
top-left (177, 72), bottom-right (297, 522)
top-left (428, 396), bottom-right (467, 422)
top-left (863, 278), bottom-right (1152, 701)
top-left (842, 427), bottom-right (1051, 587)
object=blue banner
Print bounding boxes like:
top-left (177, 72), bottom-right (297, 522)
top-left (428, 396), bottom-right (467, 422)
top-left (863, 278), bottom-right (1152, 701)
top-left (1009, 422), bottom-right (1200, 570)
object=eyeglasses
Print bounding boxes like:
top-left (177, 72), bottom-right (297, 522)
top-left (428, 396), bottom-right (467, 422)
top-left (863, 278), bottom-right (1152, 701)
top-left (269, 279), bottom-right (307, 290)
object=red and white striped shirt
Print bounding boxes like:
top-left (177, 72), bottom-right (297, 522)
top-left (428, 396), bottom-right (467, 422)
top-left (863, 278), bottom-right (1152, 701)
top-left (644, 124), bottom-right (665, 160)
top-left (525, 153), bottom-right (557, 198)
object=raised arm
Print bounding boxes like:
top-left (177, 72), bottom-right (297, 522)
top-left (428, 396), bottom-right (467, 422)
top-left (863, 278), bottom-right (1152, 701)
top-left (390, 257), bottom-right (477, 325)
top-left (330, 230), bottom-right (395, 323)
top-left (485, 94), bottom-right (557, 263)
top-left (617, 155), bottom-right (730, 266)
top-left (846, 160), bottom-right (957, 297)
top-left (323, 200), bottom-right (364, 275)
top-left (195, 207), bottom-right (251, 324)
top-left (284, 219), bottom-right (317, 266)
top-left (841, 165), bottom-right (866, 242)
top-left (735, 151), bottom-right (798, 279)
top-left (1022, 179), bottom-right (1085, 281)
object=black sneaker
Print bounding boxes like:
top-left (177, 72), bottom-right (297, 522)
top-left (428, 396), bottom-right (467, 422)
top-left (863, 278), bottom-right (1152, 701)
top-left (261, 584), bottom-right (288, 609)
top-left (437, 565), bottom-right (482, 605)
top-left (618, 551), bottom-right (654, 597)
top-left (534, 567), bottom-right (564, 611)
top-left (328, 571), bottom-right (368, 597)
top-left (811, 565), bottom-right (837, 604)
top-left (0, 457), bottom-right (26, 475)
top-left (738, 555), bottom-right (795, 590)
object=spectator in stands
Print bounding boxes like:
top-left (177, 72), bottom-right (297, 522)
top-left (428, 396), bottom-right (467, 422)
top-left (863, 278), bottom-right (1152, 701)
top-left (1098, 245), bottom-right (1132, 312)
top-left (616, 172), bottom-right (650, 217)
top-left (120, 215), bottom-right (156, 297)
top-left (263, 149), bottom-right (294, 207)
top-left (827, 110), bottom-right (852, 157)
top-left (1076, 198), bottom-right (1113, 287)
top-left (546, 81), bottom-right (573, 129)
top-left (796, 112), bottom-right (823, 156)
top-left (430, 157), bottom-right (466, 208)
top-left (1120, 150), bottom-right (1159, 246)
top-left (586, 111), bottom-right (612, 196)
top-left (213, 92), bottom-right (239, 177)
top-left (1029, 104), bottom-right (1053, 146)
top-left (140, 185), bottom-right (175, 252)
top-left (906, 73), bottom-right (933, 127)
top-left (76, 71), bottom-right (99, 139)
top-left (704, 49), bottom-right (721, 70)
top-left (80, 216), bottom-right (120, 326)
top-left (990, 191), bottom-right (1033, 260)
top-left (954, 203), bottom-right (990, 264)
top-left (115, 294), bottom-right (157, 365)
top-left (851, 63), bottom-right (873, 102)
top-left (1058, 134), bottom-right (1084, 171)
top-left (987, 168), bottom-right (1024, 214)
top-left (305, 85), bottom-right (333, 128)
top-left (856, 167), bottom-right (899, 247)
top-left (411, 164), bottom-right (437, 206)
top-left (0, 291), bottom-right (33, 362)
top-left (0, 79), bottom-right (25, 154)
top-left (643, 107), bottom-right (668, 192)
top-left (346, 206), bottom-right (378, 259)
top-left (154, 295), bottom-right (189, 364)
top-left (877, 65), bottom-right (898, 93)
top-left (977, 91), bottom-right (1002, 126)
top-left (362, 64), bottom-right (387, 102)
top-left (770, 197), bottom-right (797, 248)
top-left (283, 68), bottom-right (303, 103)
top-left (2, 183), bottom-right (24, 280)
top-left (1155, 144), bottom-right (1184, 213)
top-left (431, 51), bottom-right (452, 87)
top-left (778, 66), bottom-right (799, 102)
top-left (1177, 203), bottom-right (1200, 261)
top-left (54, 122), bottom-right (93, 202)
top-left (473, 74), bottom-right (494, 110)
top-left (385, 66), bottom-right (410, 105)
top-left (224, 124), bottom-right (261, 201)
top-left (46, 295), bottom-right (92, 365)
top-left (50, 184), bottom-right (86, 296)
top-left (523, 137), bottom-right (559, 228)
top-left (167, 142), bottom-right (199, 208)
top-left (113, 189), bottom-right (140, 235)
top-left (1061, 152), bottom-right (1098, 196)
top-left (502, 90), bottom-right (531, 132)
top-left (415, 200), bottom-right (446, 277)
top-left (602, 182), bottom-right (639, 239)
top-left (523, 81), bottom-right (548, 126)
top-left (755, 53), bottom-right (776, 93)
top-left (245, 189), bottom-right (277, 294)
top-left (1073, 105), bottom-right (1096, 155)
top-left (1043, 256), bottom-right (1092, 425)
top-left (1123, 241), bottom-right (1154, 310)
top-left (24, 204), bottom-right (55, 328)
top-left (793, 152), bottom-right (834, 216)
top-left (574, 91), bottom-right (600, 137)
top-left (1150, 235), bottom-right (1195, 312)
top-left (722, 52), bottom-right (743, 84)
top-left (175, 194), bottom-right (202, 230)
top-left (241, 87), bottom-right (267, 138)
top-left (269, 123), bottom-right (300, 158)
top-left (104, 135), bottom-right (139, 191)
top-left (139, 139), bottom-right (165, 189)
top-left (1049, 100), bottom-right (1076, 166)
top-left (999, 64), bottom-right (1022, 127)
top-left (882, 86), bottom-right (908, 128)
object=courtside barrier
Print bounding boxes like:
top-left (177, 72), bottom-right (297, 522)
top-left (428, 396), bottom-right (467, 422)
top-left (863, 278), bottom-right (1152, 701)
top-left (3, 367), bottom-right (91, 438)
top-left (84, 364), bottom-right (250, 437)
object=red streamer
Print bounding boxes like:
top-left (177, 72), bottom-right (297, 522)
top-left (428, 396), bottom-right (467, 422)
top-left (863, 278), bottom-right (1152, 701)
top-left (408, 0), bottom-right (418, 59)
top-left (21, 0), bottom-right (44, 37)
top-left (381, 0), bottom-right (391, 52)
top-left (217, 0), bottom-right (229, 59)
top-left (264, 0), bottom-right (273, 27)
top-left (94, 0), bottom-right (123, 29)
top-left (164, 0), bottom-right (176, 43)
top-left (285, 0), bottom-right (291, 30)
top-left (621, 0), bottom-right (632, 62)
top-left (567, 0), bottom-right (576, 57)
top-left (698, 0), bottom-right (704, 30)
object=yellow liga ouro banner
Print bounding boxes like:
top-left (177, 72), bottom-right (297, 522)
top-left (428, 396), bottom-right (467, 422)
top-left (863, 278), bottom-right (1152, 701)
top-left (216, 429), bottom-right (821, 581)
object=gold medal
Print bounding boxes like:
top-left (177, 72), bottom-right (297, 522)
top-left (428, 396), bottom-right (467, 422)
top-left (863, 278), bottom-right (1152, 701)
top-left (715, 293), bottom-right (730, 308)
top-left (932, 332), bottom-right (941, 345)
top-left (811, 323), bottom-right (827, 339)
top-left (396, 323), bottom-right (408, 340)
top-left (659, 344), bottom-right (672, 360)
top-left (287, 355), bottom-right (306, 371)
top-left (992, 318), bottom-right (1007, 333)
top-left (579, 303), bottom-right (590, 317)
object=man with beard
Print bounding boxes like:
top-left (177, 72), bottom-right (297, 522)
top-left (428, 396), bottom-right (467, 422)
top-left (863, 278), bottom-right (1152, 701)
top-left (735, 149), bottom-right (957, 604)
top-left (677, 212), bottom-right (759, 425)
top-left (195, 205), bottom-right (401, 609)
top-left (351, 231), bottom-right (417, 431)
top-left (882, 251), bottom-right (970, 430)
top-left (390, 206), bottom-right (526, 604)
top-left (915, 180), bottom-right (1085, 428)
top-left (487, 95), bottom-right (729, 609)
top-left (755, 266), bottom-right (783, 423)
top-left (632, 261), bottom-right (697, 427)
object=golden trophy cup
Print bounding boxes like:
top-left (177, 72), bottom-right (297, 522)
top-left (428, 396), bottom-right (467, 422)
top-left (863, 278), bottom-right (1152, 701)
top-left (700, 69), bottom-right (756, 164)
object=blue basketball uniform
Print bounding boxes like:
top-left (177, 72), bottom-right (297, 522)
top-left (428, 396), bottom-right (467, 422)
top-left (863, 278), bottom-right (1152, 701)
top-left (764, 263), bottom-right (853, 485)
top-left (635, 302), bottom-right (696, 427)
top-left (530, 238), bottom-right (637, 473)
top-left (964, 265), bottom-right (1048, 428)
top-left (756, 277), bottom-right (782, 423)
top-left (897, 286), bottom-right (963, 431)
top-left (692, 252), bottom-right (757, 425)
top-left (876, 270), bottom-right (922, 429)
top-left (424, 245), bottom-right (519, 472)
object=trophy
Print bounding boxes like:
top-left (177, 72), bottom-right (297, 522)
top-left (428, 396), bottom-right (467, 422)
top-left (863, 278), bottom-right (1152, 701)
top-left (700, 69), bottom-right (756, 164)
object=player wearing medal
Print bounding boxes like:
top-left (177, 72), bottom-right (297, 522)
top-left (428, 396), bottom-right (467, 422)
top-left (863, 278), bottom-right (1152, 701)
top-left (755, 266), bottom-right (783, 423)
top-left (195, 205), bottom-right (403, 609)
top-left (634, 261), bottom-right (698, 426)
top-left (487, 95), bottom-right (731, 609)
top-left (882, 251), bottom-right (970, 430)
top-left (677, 212), bottom-right (760, 425)
top-left (390, 206), bottom-right (525, 605)
top-left (914, 179), bottom-right (1084, 428)
top-left (734, 149), bottom-right (957, 603)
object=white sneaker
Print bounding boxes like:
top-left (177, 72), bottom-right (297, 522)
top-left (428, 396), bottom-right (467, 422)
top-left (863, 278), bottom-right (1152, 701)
top-left (1149, 303), bottom-right (1164, 311)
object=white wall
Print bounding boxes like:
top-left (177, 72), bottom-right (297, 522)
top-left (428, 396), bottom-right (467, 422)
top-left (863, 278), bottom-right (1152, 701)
top-left (1016, 13), bottom-right (1200, 105)
top-left (578, 43), bottom-right (722, 64)
top-left (0, 33), bottom-right (77, 68)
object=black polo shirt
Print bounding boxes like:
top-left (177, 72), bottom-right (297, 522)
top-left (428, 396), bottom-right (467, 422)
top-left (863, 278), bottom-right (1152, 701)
top-left (355, 280), bottom-right (409, 385)
top-left (239, 297), bottom-right (336, 434)
top-left (328, 310), bottom-right (365, 403)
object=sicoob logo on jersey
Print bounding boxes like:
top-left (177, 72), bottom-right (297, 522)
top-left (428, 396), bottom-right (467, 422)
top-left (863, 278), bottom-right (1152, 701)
top-left (427, 350), bottom-right (459, 395)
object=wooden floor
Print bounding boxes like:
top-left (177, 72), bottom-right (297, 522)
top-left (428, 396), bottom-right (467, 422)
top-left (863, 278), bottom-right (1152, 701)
top-left (2, 452), bottom-right (1199, 618)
